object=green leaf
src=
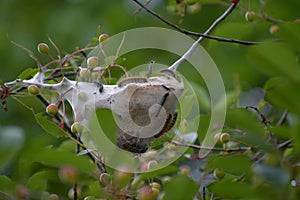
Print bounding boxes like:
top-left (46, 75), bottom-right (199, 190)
top-left (27, 170), bottom-right (57, 191)
top-left (164, 175), bottom-right (198, 200)
top-left (234, 131), bottom-right (273, 152)
top-left (265, 80), bottom-right (300, 115)
top-left (277, 23), bottom-right (300, 51)
top-left (33, 148), bottom-right (96, 173)
top-left (17, 68), bottom-right (39, 80)
top-left (0, 176), bottom-right (15, 192)
top-left (253, 164), bottom-right (290, 187)
top-left (208, 179), bottom-right (256, 199)
top-left (35, 113), bottom-right (66, 138)
top-left (0, 126), bottom-right (24, 171)
top-left (207, 155), bottom-right (252, 176)
top-left (249, 42), bottom-right (300, 83)
top-left (140, 165), bottom-right (178, 180)
top-left (225, 108), bottom-right (265, 135)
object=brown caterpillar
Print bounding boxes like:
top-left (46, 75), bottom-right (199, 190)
top-left (154, 112), bottom-right (178, 138)
top-left (117, 77), bottom-right (148, 87)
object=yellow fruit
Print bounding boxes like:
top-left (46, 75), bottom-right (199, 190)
top-left (37, 43), bottom-right (49, 54)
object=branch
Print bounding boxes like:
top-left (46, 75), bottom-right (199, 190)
top-left (169, 1), bottom-right (241, 71)
top-left (171, 140), bottom-right (250, 152)
top-left (132, 0), bottom-right (258, 46)
top-left (246, 106), bottom-right (270, 126)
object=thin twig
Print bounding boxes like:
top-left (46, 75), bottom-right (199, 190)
top-left (246, 106), bottom-right (270, 126)
top-left (277, 139), bottom-right (292, 149)
top-left (276, 110), bottom-right (288, 126)
top-left (171, 140), bottom-right (250, 152)
top-left (134, 0), bottom-right (152, 15)
top-left (132, 0), bottom-right (258, 46)
top-left (169, 2), bottom-right (240, 71)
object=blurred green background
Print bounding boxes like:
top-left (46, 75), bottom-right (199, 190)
top-left (0, 0), bottom-right (300, 198)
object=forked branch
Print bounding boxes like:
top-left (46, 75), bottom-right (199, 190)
top-left (168, 1), bottom-right (243, 71)
top-left (132, 0), bottom-right (258, 46)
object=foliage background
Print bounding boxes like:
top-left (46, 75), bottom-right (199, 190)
top-left (0, 0), bottom-right (300, 199)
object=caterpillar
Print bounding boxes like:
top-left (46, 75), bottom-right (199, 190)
top-left (117, 77), bottom-right (148, 87)
top-left (154, 112), bottom-right (178, 138)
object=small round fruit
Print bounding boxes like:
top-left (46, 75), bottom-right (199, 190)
top-left (99, 173), bottom-right (111, 186)
top-left (137, 185), bottom-right (157, 200)
top-left (37, 43), bottom-right (49, 54)
top-left (113, 165), bottom-right (133, 188)
top-left (269, 25), bottom-right (279, 35)
top-left (187, 4), bottom-right (201, 15)
top-left (166, 5), bottom-right (178, 14)
top-left (58, 165), bottom-right (78, 184)
top-left (147, 160), bottom-right (158, 170)
top-left (15, 185), bottom-right (29, 199)
top-left (151, 188), bottom-right (160, 198)
top-left (245, 11), bottom-right (255, 22)
top-left (213, 168), bottom-right (225, 179)
top-left (68, 187), bottom-right (82, 199)
top-left (49, 194), bottom-right (59, 200)
top-left (87, 56), bottom-right (99, 68)
top-left (99, 34), bottom-right (109, 44)
top-left (214, 132), bottom-right (222, 144)
top-left (264, 153), bottom-right (280, 165)
top-left (80, 68), bottom-right (90, 79)
top-left (150, 182), bottom-right (161, 190)
top-left (71, 122), bottom-right (83, 134)
top-left (161, 176), bottom-right (171, 185)
top-left (46, 104), bottom-right (58, 115)
top-left (220, 133), bottom-right (231, 143)
top-left (179, 165), bottom-right (191, 175)
top-left (28, 85), bottom-right (39, 95)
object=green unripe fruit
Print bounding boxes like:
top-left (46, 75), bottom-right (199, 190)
top-left (87, 56), bottom-right (99, 68)
top-left (28, 85), bottom-right (39, 95)
top-left (151, 188), bottom-right (160, 198)
top-left (37, 43), bottom-right (49, 54)
top-left (161, 176), bottom-right (171, 185)
top-left (214, 132), bottom-right (222, 144)
top-left (213, 168), bottom-right (225, 179)
top-left (46, 104), bottom-right (58, 115)
top-left (137, 185), bottom-right (157, 200)
top-left (113, 165), bottom-right (133, 188)
top-left (264, 153), bottom-right (280, 165)
top-left (99, 34), bottom-right (109, 44)
top-left (99, 172), bottom-right (111, 186)
top-left (150, 182), bottom-right (161, 190)
top-left (71, 122), bottom-right (83, 134)
top-left (80, 68), bottom-right (91, 79)
top-left (179, 165), bottom-right (191, 175)
top-left (68, 187), bottom-right (82, 199)
top-left (187, 4), bottom-right (201, 15)
top-left (245, 11), bottom-right (255, 22)
top-left (49, 194), bottom-right (59, 200)
top-left (220, 133), bottom-right (231, 143)
top-left (166, 5), bottom-right (178, 14)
